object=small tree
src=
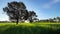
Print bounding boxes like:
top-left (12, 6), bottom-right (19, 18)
top-left (28, 11), bottom-right (37, 22)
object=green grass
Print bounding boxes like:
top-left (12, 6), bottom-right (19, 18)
top-left (0, 22), bottom-right (60, 34)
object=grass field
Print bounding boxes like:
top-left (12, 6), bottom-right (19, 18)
top-left (0, 22), bottom-right (60, 34)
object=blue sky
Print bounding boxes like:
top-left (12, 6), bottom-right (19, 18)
top-left (0, 0), bottom-right (60, 21)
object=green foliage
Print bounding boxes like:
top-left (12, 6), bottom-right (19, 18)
top-left (0, 23), bottom-right (60, 34)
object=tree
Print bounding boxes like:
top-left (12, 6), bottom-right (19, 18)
top-left (53, 17), bottom-right (60, 22)
top-left (3, 1), bottom-right (38, 24)
top-left (28, 11), bottom-right (37, 22)
top-left (48, 18), bottom-right (53, 22)
top-left (56, 17), bottom-right (60, 22)
top-left (3, 1), bottom-right (27, 24)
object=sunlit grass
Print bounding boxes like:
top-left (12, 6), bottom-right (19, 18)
top-left (0, 22), bottom-right (60, 34)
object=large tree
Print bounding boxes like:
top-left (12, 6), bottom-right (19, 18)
top-left (3, 1), bottom-right (37, 24)
top-left (3, 1), bottom-right (28, 24)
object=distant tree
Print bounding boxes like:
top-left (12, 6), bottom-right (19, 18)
top-left (53, 17), bottom-right (56, 22)
top-left (48, 18), bottom-right (53, 22)
top-left (3, 1), bottom-right (28, 24)
top-left (56, 17), bottom-right (60, 22)
top-left (56, 17), bottom-right (60, 20)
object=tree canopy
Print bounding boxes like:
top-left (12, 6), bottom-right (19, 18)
top-left (3, 1), bottom-right (37, 24)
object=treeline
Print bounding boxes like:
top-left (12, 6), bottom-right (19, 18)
top-left (0, 21), bottom-right (11, 23)
top-left (0, 17), bottom-right (60, 23)
top-left (39, 17), bottom-right (60, 23)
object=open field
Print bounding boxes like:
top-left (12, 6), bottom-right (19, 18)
top-left (0, 22), bottom-right (60, 34)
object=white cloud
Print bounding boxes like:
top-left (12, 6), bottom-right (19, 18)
top-left (42, 0), bottom-right (60, 9)
top-left (53, 0), bottom-right (60, 3)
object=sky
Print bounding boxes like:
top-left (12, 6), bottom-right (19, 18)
top-left (0, 0), bottom-right (60, 21)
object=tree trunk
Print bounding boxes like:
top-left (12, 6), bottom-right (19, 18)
top-left (30, 20), bottom-right (33, 23)
top-left (16, 19), bottom-right (19, 25)
top-left (29, 17), bottom-right (33, 23)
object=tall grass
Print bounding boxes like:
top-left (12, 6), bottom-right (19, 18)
top-left (0, 23), bottom-right (60, 34)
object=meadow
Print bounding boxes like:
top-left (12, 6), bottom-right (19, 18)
top-left (0, 22), bottom-right (60, 34)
